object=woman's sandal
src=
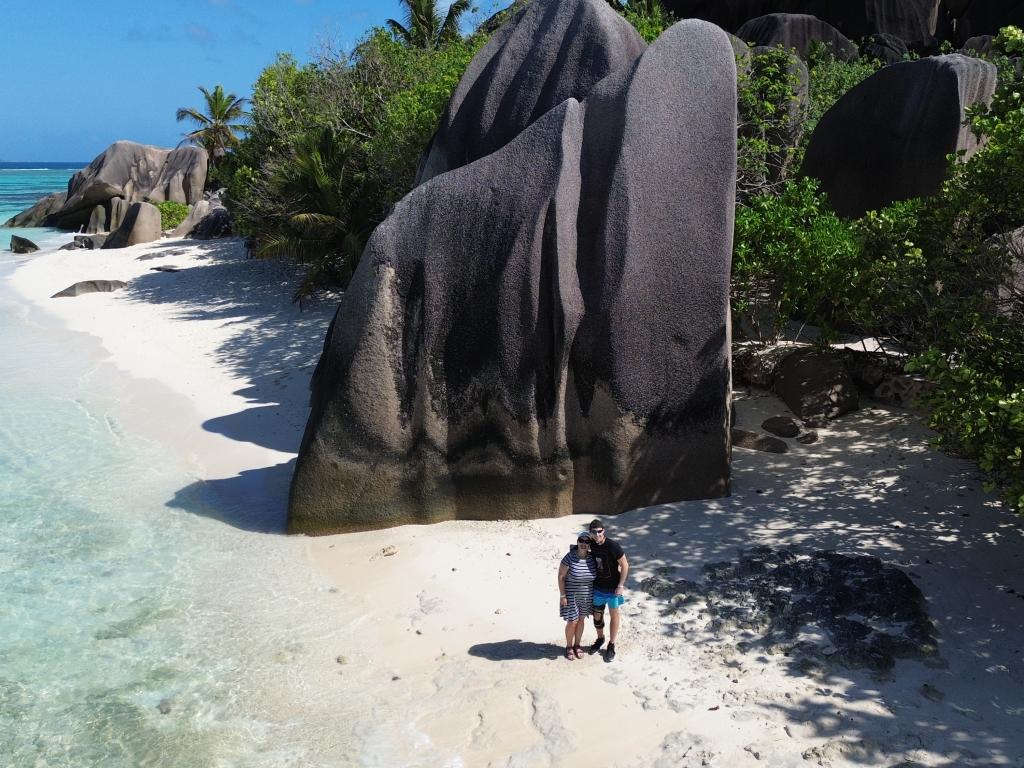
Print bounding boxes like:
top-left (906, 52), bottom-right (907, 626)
top-left (565, 646), bottom-right (575, 661)
top-left (573, 645), bottom-right (584, 659)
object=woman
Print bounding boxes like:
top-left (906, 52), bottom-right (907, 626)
top-left (558, 532), bottom-right (597, 660)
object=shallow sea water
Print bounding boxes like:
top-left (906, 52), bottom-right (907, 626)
top-left (0, 170), bottom-right (365, 766)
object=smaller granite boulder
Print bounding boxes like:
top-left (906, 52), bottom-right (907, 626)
top-left (102, 202), bottom-right (162, 249)
top-left (737, 14), bottom-right (858, 61)
top-left (109, 197), bottom-right (130, 232)
top-left (774, 348), bottom-right (859, 426)
top-left (732, 428), bottom-right (789, 453)
top-left (190, 206), bottom-right (233, 239)
top-left (2, 191), bottom-right (66, 228)
top-left (51, 280), bottom-right (128, 298)
top-left (86, 204), bottom-right (107, 234)
top-left (762, 415), bottom-right (800, 437)
top-left (10, 235), bottom-right (39, 254)
top-left (860, 33), bottom-right (909, 65)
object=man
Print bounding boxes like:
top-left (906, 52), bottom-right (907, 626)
top-left (587, 518), bottom-right (628, 662)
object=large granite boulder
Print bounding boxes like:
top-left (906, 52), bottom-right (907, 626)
top-left (569, 20), bottom-right (736, 515)
top-left (800, 54), bottom-right (996, 218)
top-left (663, 0), bottom-right (947, 48)
top-left (953, 1), bottom-right (1024, 44)
top-left (42, 141), bottom-right (208, 230)
top-left (2, 191), bottom-right (65, 227)
top-left (10, 235), bottom-right (39, 254)
top-left (415, 0), bottom-right (646, 184)
top-left (145, 146), bottom-right (208, 205)
top-left (737, 14), bottom-right (858, 61)
top-left (289, 19), bottom-right (737, 534)
top-left (102, 202), bottom-right (162, 249)
top-left (290, 100), bottom-right (587, 534)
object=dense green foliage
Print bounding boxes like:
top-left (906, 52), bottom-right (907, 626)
top-left (225, 32), bottom-right (482, 299)
top-left (154, 201), bottom-right (190, 231)
top-left (176, 85), bottom-right (248, 168)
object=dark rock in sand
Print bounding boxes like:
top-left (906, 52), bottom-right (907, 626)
top-left (415, 0), bottom-right (646, 184)
top-left (774, 348), bottom-right (859, 426)
top-left (860, 32), bottom-right (909, 64)
top-left (2, 191), bottom-right (65, 227)
top-left (189, 206), bottom-right (233, 239)
top-left (642, 546), bottom-right (939, 673)
top-left (737, 14), bottom-right (857, 61)
top-left (796, 430), bottom-right (819, 444)
top-left (102, 202), bottom-right (162, 249)
top-left (761, 415), bottom-right (800, 437)
top-left (800, 54), bottom-right (996, 218)
top-left (289, 19), bottom-right (738, 534)
top-left (60, 234), bottom-right (108, 251)
top-left (731, 428), bottom-right (788, 453)
top-left (10, 235), bottom-right (39, 254)
top-left (51, 280), bottom-right (128, 298)
top-left (150, 265), bottom-right (183, 272)
top-left (86, 204), bottom-right (107, 234)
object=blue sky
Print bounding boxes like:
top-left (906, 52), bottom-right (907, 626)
top-left (1, 0), bottom-right (487, 161)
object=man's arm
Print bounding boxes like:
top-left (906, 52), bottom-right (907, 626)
top-left (615, 554), bottom-right (629, 596)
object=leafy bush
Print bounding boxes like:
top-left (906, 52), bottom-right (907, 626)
top-left (225, 31), bottom-right (483, 299)
top-left (154, 201), bottom-right (190, 231)
top-left (733, 178), bottom-right (860, 340)
top-left (737, 46), bottom-right (807, 198)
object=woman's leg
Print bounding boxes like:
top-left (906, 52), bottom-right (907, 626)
top-left (564, 619), bottom-right (577, 650)
top-left (573, 618), bottom-right (585, 647)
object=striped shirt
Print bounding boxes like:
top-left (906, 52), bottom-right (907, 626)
top-left (560, 549), bottom-right (596, 620)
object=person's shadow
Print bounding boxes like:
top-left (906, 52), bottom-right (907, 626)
top-left (468, 640), bottom-right (564, 661)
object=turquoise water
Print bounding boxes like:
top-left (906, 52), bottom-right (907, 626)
top-left (0, 171), bottom-right (360, 765)
top-left (0, 164), bottom-right (80, 251)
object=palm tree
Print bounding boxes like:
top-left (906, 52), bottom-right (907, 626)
top-left (387, 0), bottom-right (471, 49)
top-left (175, 85), bottom-right (248, 165)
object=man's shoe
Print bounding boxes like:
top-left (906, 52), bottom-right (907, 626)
top-left (589, 637), bottom-right (605, 655)
top-left (604, 642), bottom-right (616, 662)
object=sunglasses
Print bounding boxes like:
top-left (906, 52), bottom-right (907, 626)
top-left (577, 538), bottom-right (591, 544)
top-left (589, 529), bottom-right (604, 535)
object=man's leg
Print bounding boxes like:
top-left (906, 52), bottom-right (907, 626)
top-left (609, 606), bottom-right (620, 644)
top-left (590, 605), bottom-right (606, 653)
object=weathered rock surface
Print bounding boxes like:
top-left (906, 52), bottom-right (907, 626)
top-left (102, 202), bottom-right (162, 249)
top-left (641, 546), bottom-right (938, 673)
top-left (860, 31), bottom-right (910, 64)
top-left (761, 415), bottom-right (800, 437)
top-left (10, 235), bottom-right (39, 254)
top-left (289, 19), bottom-right (738, 534)
top-left (800, 54), bottom-right (996, 218)
top-left (40, 141), bottom-right (207, 230)
top-left (51, 280), bottom-right (128, 298)
top-left (59, 234), bottom-right (109, 251)
top-left (190, 206), bottom-right (233, 239)
top-left (732, 428), bottom-right (788, 453)
top-left (663, 0), bottom-right (948, 48)
top-left (86, 204), bottom-right (107, 234)
top-left (774, 348), bottom-right (859, 425)
top-left (953, 1), bottom-right (1024, 44)
top-left (737, 13), bottom-right (857, 61)
top-left (2, 191), bottom-right (65, 227)
top-left (415, 0), bottom-right (646, 184)
top-left (170, 201), bottom-right (208, 237)
top-left (109, 197), bottom-right (130, 233)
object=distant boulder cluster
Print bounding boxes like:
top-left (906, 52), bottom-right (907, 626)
top-left (4, 140), bottom-right (232, 250)
top-left (288, 0), bottom-right (738, 534)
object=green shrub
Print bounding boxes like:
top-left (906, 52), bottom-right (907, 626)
top-left (733, 178), bottom-right (860, 340)
top-left (154, 201), bottom-right (190, 230)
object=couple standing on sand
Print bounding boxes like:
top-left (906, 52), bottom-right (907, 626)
top-left (557, 518), bottom-right (629, 662)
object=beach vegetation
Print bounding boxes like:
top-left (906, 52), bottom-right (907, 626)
top-left (606, 0), bottom-right (673, 42)
top-left (224, 30), bottom-right (482, 299)
top-left (154, 201), bottom-right (190, 231)
top-left (387, 0), bottom-right (471, 49)
top-left (176, 85), bottom-right (249, 167)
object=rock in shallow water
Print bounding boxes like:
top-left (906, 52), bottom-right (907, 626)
top-left (10, 235), bottom-right (39, 254)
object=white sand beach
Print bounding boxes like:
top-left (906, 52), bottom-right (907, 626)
top-left (10, 236), bottom-right (1024, 767)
